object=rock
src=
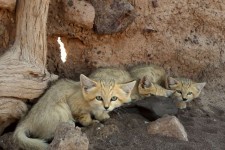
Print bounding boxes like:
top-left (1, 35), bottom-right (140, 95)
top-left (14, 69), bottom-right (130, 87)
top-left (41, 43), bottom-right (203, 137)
top-left (62, 0), bottom-right (95, 29)
top-left (0, 0), bottom-right (16, 11)
top-left (134, 96), bottom-right (178, 121)
top-left (95, 124), bottom-right (119, 139)
top-left (0, 132), bottom-right (19, 150)
top-left (84, 121), bottom-right (120, 140)
top-left (90, 0), bottom-right (136, 34)
top-left (0, 98), bottom-right (28, 135)
top-left (147, 115), bottom-right (188, 141)
top-left (49, 122), bottom-right (89, 150)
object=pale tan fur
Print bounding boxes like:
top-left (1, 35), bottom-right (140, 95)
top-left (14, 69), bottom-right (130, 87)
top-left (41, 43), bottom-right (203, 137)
top-left (14, 74), bottom-right (136, 150)
top-left (89, 67), bottom-right (133, 83)
top-left (89, 67), bottom-right (139, 99)
top-left (129, 65), bottom-right (174, 100)
top-left (130, 64), bottom-right (166, 84)
top-left (166, 77), bottom-right (206, 109)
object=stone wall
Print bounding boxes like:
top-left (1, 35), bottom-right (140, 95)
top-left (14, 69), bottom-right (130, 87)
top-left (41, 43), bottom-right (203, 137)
top-left (0, 0), bottom-right (225, 109)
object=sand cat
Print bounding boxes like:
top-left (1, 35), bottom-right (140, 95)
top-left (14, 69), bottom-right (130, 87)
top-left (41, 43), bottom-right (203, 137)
top-left (129, 65), bottom-right (174, 100)
top-left (166, 77), bottom-right (206, 109)
top-left (89, 67), bottom-right (133, 83)
top-left (89, 66), bottom-right (174, 100)
top-left (14, 74), bottom-right (136, 150)
top-left (89, 67), bottom-right (145, 100)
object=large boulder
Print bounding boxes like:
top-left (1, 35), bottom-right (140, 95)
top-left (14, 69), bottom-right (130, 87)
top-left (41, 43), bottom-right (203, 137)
top-left (0, 0), bottom-right (16, 11)
top-left (90, 0), bottom-right (136, 34)
top-left (134, 96), bottom-right (178, 121)
top-left (62, 0), bottom-right (95, 29)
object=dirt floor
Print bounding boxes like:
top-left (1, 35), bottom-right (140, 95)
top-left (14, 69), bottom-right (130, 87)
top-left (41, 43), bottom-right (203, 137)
top-left (0, 95), bottom-right (224, 150)
top-left (84, 104), bottom-right (225, 150)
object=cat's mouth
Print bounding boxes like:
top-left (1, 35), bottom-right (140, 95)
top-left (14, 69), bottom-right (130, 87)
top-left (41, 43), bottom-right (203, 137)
top-left (183, 99), bottom-right (188, 102)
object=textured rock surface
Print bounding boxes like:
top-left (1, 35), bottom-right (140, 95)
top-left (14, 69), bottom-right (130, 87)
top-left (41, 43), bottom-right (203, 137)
top-left (48, 122), bottom-right (89, 150)
top-left (134, 96), bottom-right (178, 121)
top-left (0, 0), bottom-right (225, 111)
top-left (90, 0), bottom-right (136, 34)
top-left (0, 0), bottom-right (16, 11)
top-left (0, 132), bottom-right (19, 150)
top-left (147, 115), bottom-right (188, 141)
top-left (0, 98), bottom-right (27, 135)
top-left (62, 0), bottom-right (95, 29)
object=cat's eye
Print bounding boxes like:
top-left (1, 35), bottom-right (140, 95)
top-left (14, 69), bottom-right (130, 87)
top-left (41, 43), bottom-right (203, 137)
top-left (111, 96), bottom-right (118, 101)
top-left (96, 96), bottom-right (103, 101)
top-left (176, 90), bottom-right (182, 94)
top-left (187, 92), bottom-right (193, 95)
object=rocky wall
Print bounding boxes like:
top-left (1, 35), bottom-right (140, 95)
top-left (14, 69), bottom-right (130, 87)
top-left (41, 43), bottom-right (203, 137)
top-left (0, 0), bottom-right (225, 110)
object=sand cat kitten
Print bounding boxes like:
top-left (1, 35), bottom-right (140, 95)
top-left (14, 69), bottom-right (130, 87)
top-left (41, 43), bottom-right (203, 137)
top-left (89, 67), bottom-right (133, 83)
top-left (138, 76), bottom-right (174, 97)
top-left (166, 77), bottom-right (206, 109)
top-left (89, 67), bottom-right (139, 99)
top-left (129, 65), bottom-right (174, 99)
top-left (14, 74), bottom-right (135, 150)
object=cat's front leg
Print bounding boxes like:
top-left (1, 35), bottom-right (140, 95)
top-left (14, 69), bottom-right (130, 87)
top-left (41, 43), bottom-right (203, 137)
top-left (92, 110), bottom-right (110, 122)
top-left (78, 113), bottom-right (96, 126)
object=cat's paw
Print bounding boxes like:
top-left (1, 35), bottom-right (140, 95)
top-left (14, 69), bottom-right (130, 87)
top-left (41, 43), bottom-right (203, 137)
top-left (176, 101), bottom-right (187, 109)
top-left (97, 112), bottom-right (110, 122)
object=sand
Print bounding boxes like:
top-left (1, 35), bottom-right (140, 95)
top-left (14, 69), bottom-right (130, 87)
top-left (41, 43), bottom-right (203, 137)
top-left (84, 105), bottom-right (225, 150)
top-left (0, 101), bottom-right (224, 150)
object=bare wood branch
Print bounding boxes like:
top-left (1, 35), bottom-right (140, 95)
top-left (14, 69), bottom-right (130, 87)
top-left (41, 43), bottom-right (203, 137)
top-left (0, 0), bottom-right (58, 134)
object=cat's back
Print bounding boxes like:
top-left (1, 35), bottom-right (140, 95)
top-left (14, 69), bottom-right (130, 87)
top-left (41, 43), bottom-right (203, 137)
top-left (89, 68), bottom-right (133, 83)
top-left (23, 79), bottom-right (80, 122)
top-left (130, 64), bottom-right (166, 84)
top-left (31, 79), bottom-right (80, 108)
top-left (46, 79), bottom-right (79, 97)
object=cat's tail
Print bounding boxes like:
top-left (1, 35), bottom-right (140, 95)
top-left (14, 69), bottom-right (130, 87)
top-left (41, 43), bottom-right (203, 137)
top-left (13, 126), bottom-right (48, 150)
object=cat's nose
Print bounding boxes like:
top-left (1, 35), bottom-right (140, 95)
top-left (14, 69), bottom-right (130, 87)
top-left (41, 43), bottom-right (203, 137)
top-left (183, 98), bottom-right (187, 101)
top-left (104, 106), bottom-right (109, 110)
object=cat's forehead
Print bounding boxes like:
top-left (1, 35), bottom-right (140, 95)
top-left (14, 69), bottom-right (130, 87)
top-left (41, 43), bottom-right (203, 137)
top-left (176, 79), bottom-right (200, 92)
top-left (98, 79), bottom-right (115, 94)
top-left (99, 79), bottom-right (115, 87)
top-left (176, 78), bottom-right (192, 86)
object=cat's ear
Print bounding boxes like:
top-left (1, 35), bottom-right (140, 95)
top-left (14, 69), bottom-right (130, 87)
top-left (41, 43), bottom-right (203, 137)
top-left (120, 80), bottom-right (136, 94)
top-left (80, 74), bottom-right (97, 92)
top-left (166, 77), bottom-right (179, 88)
top-left (140, 76), bottom-right (153, 88)
top-left (165, 90), bottom-right (174, 97)
top-left (195, 82), bottom-right (206, 92)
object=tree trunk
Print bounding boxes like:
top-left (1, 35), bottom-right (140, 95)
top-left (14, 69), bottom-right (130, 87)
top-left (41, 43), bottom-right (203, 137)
top-left (0, 0), bottom-right (58, 134)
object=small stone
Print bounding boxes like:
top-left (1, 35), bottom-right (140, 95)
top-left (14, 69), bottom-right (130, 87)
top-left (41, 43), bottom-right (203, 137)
top-left (152, 0), bottom-right (159, 8)
top-left (147, 115), bottom-right (188, 141)
top-left (143, 25), bottom-right (157, 33)
top-left (0, 0), bottom-right (16, 11)
top-left (90, 0), bottom-right (136, 34)
top-left (62, 0), bottom-right (95, 29)
top-left (134, 96), bottom-right (178, 121)
top-left (48, 122), bottom-right (89, 150)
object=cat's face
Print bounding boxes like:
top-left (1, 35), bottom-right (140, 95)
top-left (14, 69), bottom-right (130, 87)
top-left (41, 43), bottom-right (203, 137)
top-left (167, 77), bottom-right (206, 102)
top-left (80, 74), bottom-right (136, 111)
top-left (138, 76), bottom-right (174, 97)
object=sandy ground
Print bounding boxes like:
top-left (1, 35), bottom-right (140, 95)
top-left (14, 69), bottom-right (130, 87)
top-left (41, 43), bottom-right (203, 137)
top-left (84, 105), bottom-right (225, 150)
top-left (0, 98), bottom-right (224, 150)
